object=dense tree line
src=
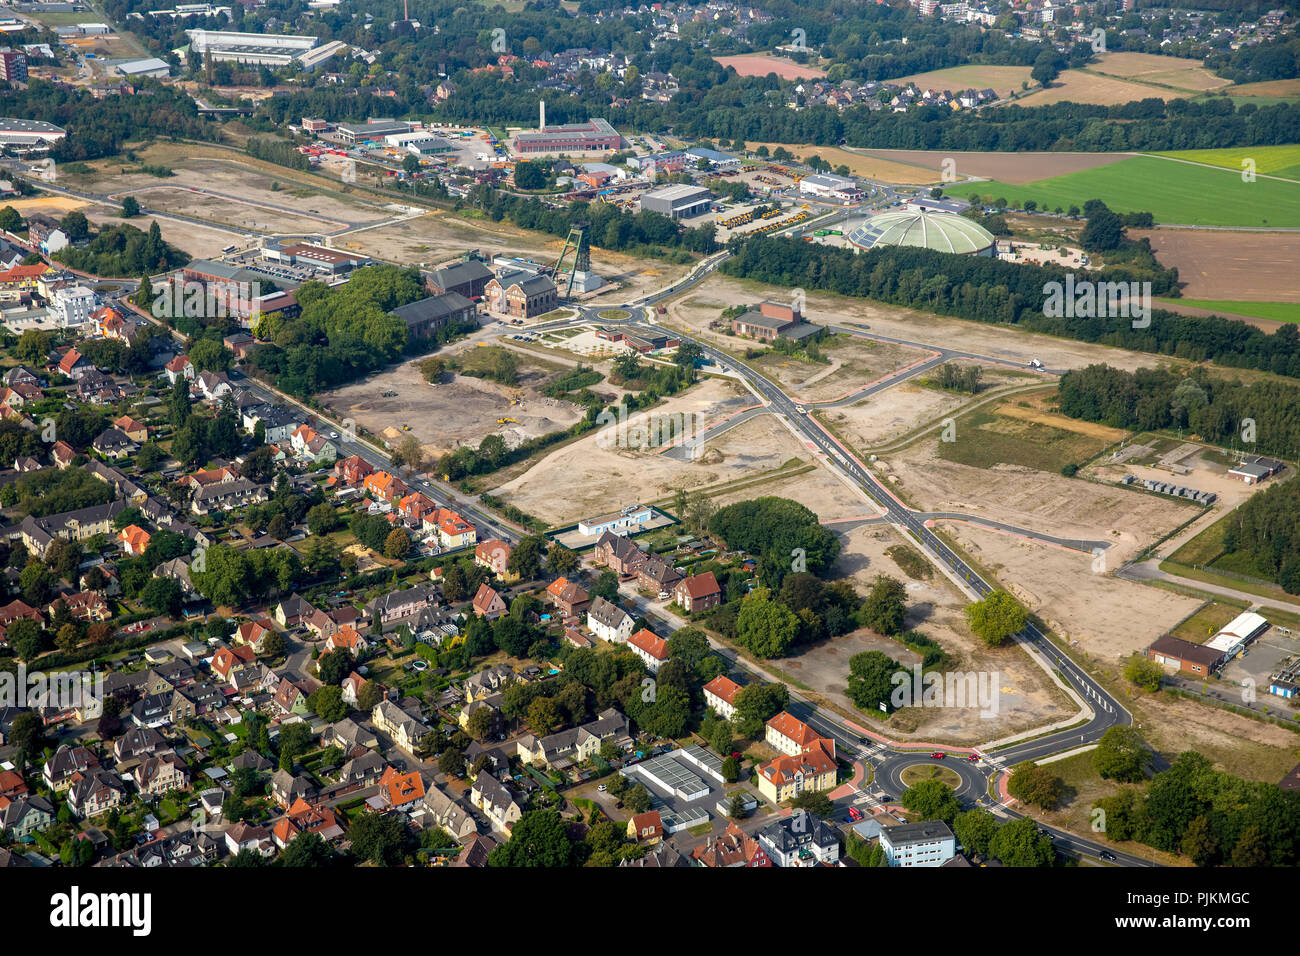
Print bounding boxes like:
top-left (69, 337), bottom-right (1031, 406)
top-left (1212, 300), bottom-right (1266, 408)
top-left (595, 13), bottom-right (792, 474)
top-left (53, 221), bottom-right (187, 277)
top-left (245, 264), bottom-right (424, 398)
top-left (722, 236), bottom-right (1300, 380)
top-left (1218, 476), bottom-right (1300, 591)
top-left (0, 81), bottom-right (213, 161)
top-left (1094, 750), bottom-right (1300, 866)
top-left (246, 137), bottom-right (310, 171)
top-left (1058, 364), bottom-right (1300, 459)
top-left (708, 497), bottom-right (841, 588)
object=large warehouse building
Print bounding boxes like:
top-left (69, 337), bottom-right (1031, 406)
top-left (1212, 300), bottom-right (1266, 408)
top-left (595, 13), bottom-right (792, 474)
top-left (846, 209), bottom-right (995, 256)
top-left (184, 29), bottom-right (319, 66)
top-left (639, 184), bottom-right (713, 220)
top-left (514, 117), bottom-right (622, 154)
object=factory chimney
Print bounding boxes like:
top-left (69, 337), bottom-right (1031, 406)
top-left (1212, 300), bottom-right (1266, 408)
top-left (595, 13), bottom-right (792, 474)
top-left (539, 100), bottom-right (546, 132)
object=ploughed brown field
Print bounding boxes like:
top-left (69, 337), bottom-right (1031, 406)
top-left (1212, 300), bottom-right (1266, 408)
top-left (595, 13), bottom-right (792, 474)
top-left (1132, 228), bottom-right (1300, 304)
top-left (856, 149), bottom-right (1132, 185)
top-left (714, 54), bottom-right (827, 80)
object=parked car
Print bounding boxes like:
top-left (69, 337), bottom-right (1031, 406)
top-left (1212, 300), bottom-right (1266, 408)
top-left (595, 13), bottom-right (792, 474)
top-left (597, 784), bottom-right (607, 792)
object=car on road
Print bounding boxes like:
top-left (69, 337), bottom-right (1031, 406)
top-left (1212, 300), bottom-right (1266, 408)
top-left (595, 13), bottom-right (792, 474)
top-left (328, 431), bottom-right (339, 440)
top-left (930, 751), bottom-right (945, 759)
top-left (597, 784), bottom-right (607, 792)
top-left (847, 807), bottom-right (863, 822)
top-left (967, 753), bottom-right (980, 761)
top-left (1099, 850), bottom-right (1117, 862)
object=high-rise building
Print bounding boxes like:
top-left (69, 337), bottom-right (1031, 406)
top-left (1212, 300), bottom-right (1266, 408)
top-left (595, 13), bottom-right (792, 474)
top-left (0, 49), bottom-right (28, 84)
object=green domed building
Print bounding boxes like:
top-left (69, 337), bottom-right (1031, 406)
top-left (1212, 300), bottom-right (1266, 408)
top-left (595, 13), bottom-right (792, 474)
top-left (847, 209), bottom-right (996, 256)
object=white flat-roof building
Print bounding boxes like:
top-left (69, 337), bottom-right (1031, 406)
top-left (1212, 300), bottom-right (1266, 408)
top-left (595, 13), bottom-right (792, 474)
top-left (639, 184), bottom-right (713, 220)
top-left (185, 29), bottom-right (319, 66)
top-left (1205, 611), bottom-right (1269, 660)
top-left (115, 57), bottom-right (171, 78)
top-left (0, 118), bottom-right (66, 145)
top-left (880, 820), bottom-right (957, 867)
top-left (800, 173), bottom-right (862, 202)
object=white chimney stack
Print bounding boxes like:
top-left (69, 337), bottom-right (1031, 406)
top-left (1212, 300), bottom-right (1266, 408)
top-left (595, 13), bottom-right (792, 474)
top-left (539, 100), bottom-right (546, 131)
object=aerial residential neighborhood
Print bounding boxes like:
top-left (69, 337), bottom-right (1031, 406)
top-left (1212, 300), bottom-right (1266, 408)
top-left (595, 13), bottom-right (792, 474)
top-left (0, 0), bottom-right (1291, 933)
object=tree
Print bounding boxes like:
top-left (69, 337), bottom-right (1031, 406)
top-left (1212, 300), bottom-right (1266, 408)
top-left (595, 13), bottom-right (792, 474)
top-left (9, 710), bottom-right (44, 766)
top-left (384, 528), bottom-right (410, 560)
top-left (625, 783), bottom-right (652, 814)
top-left (953, 808), bottom-right (999, 858)
top-left (722, 755), bottom-right (741, 783)
top-left (357, 680), bottom-right (383, 711)
top-left (1093, 726), bottom-right (1150, 783)
top-left (528, 696), bottom-right (561, 734)
top-left (402, 154), bottom-right (421, 175)
top-left (790, 790), bottom-right (834, 816)
top-left (466, 704), bottom-right (498, 742)
top-left (317, 649), bottom-right (353, 686)
top-left (507, 535), bottom-right (546, 579)
top-left (260, 630), bottom-right (286, 659)
top-left (546, 544), bottom-right (579, 576)
top-left (728, 790), bottom-right (749, 818)
top-left (989, 817), bottom-right (1055, 867)
top-left (512, 161), bottom-right (547, 191)
top-left (1180, 814), bottom-right (1219, 867)
top-left (965, 590), bottom-right (1027, 647)
top-left (308, 685), bottom-right (347, 721)
top-left (60, 210), bottom-right (91, 242)
top-left (280, 831), bottom-right (334, 867)
top-left (7, 615), bottom-right (44, 662)
top-left (902, 779), bottom-right (961, 824)
top-left (393, 435), bottom-right (427, 473)
top-left (735, 587), bottom-right (798, 658)
top-left (120, 196), bottom-right (140, 218)
top-left (140, 576), bottom-right (182, 616)
top-left (488, 810), bottom-right (574, 867)
top-left (15, 329), bottom-right (51, 366)
top-left (709, 719), bottom-right (733, 756)
top-left (277, 721), bottom-right (313, 769)
top-left (846, 650), bottom-right (902, 712)
top-left (1123, 655), bottom-right (1164, 692)
top-left (306, 503), bottom-right (338, 536)
top-left (0, 205), bottom-right (21, 232)
top-left (1007, 760), bottom-right (1063, 810)
top-left (859, 574), bottom-right (907, 636)
top-left (348, 813), bottom-right (407, 866)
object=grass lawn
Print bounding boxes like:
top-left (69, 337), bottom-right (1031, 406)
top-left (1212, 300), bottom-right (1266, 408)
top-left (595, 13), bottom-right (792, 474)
top-left (1170, 601), bottom-right (1247, 644)
top-left (1152, 144), bottom-right (1300, 180)
top-left (946, 154), bottom-right (1300, 228)
top-left (1168, 514), bottom-right (1230, 567)
top-left (1158, 298), bottom-right (1300, 324)
top-left (938, 409), bottom-right (1109, 472)
top-left (899, 763), bottom-right (962, 789)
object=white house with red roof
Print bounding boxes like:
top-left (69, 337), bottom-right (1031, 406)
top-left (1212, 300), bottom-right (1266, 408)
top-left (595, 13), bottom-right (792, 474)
top-left (628, 627), bottom-right (669, 673)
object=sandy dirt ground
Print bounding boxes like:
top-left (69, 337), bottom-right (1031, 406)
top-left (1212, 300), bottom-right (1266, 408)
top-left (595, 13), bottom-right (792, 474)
top-left (715, 55), bottom-right (827, 80)
top-left (889, 65), bottom-right (1034, 98)
top-left (746, 143), bottom-right (937, 184)
top-left (1132, 228), bottom-right (1300, 302)
top-left (670, 273), bottom-right (1173, 375)
top-left (491, 382), bottom-right (805, 524)
top-left (81, 206), bottom-right (240, 260)
top-left (780, 523), bottom-right (1076, 742)
top-left (130, 186), bottom-right (343, 236)
top-left (321, 347), bottom-right (586, 460)
top-left (945, 522), bottom-right (1202, 661)
top-left (1132, 692), bottom-right (1300, 783)
top-left (1017, 69), bottom-right (1195, 106)
top-left (752, 336), bottom-right (933, 403)
top-left (816, 373), bottom-right (1040, 450)
top-left (707, 461), bottom-right (879, 523)
top-left (63, 154), bottom-right (390, 230)
top-left (857, 149), bottom-right (1133, 185)
top-left (1087, 51), bottom-right (1232, 93)
top-left (1086, 449), bottom-right (1266, 559)
top-left (879, 438), bottom-right (1196, 562)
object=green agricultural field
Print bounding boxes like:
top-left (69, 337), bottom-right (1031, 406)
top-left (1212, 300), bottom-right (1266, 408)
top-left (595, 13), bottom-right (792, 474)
top-left (947, 154), bottom-right (1300, 227)
top-left (1158, 298), bottom-right (1300, 324)
top-left (1152, 144), bottom-right (1300, 180)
